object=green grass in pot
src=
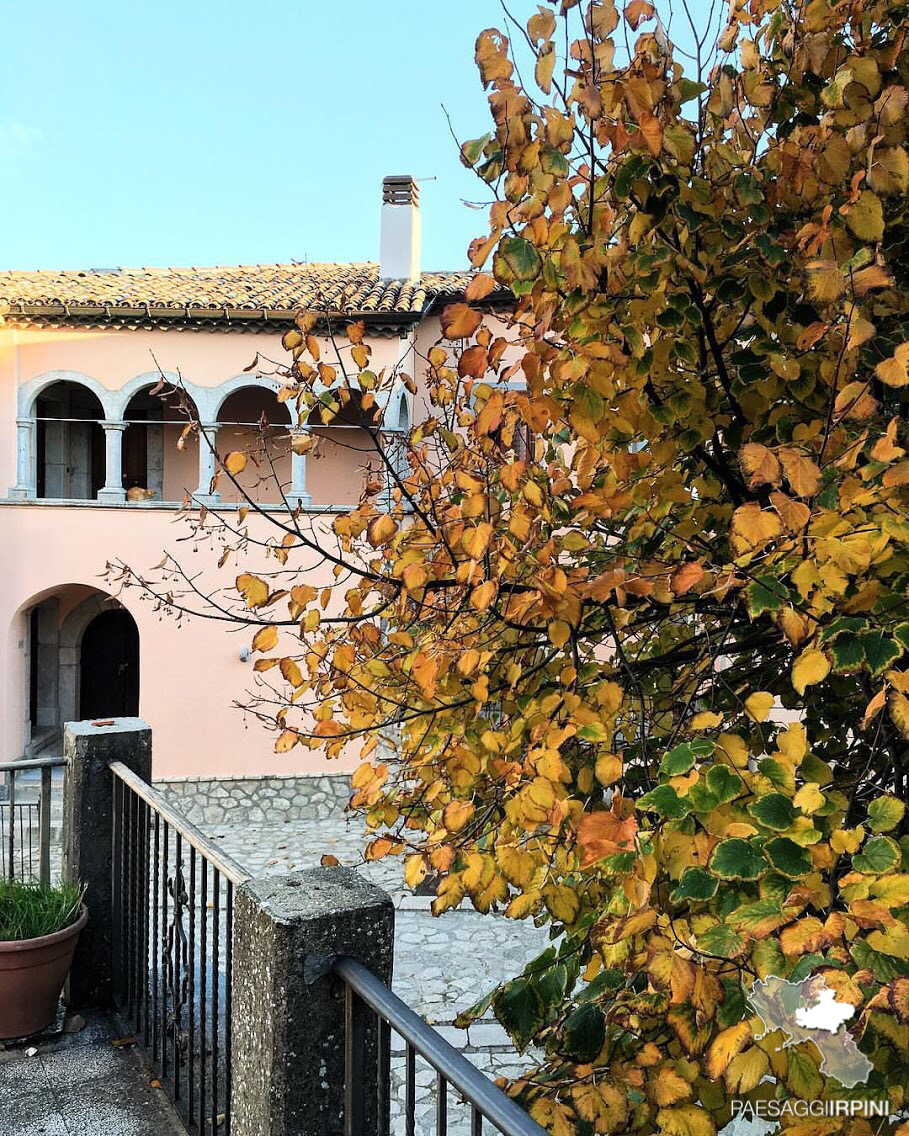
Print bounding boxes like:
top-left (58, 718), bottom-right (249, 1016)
top-left (0, 880), bottom-right (84, 942)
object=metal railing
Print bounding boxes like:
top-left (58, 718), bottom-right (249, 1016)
top-left (0, 757), bottom-right (66, 884)
top-left (333, 956), bottom-right (546, 1136)
top-left (110, 761), bottom-right (250, 1135)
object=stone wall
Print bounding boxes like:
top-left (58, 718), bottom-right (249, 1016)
top-left (154, 772), bottom-right (351, 826)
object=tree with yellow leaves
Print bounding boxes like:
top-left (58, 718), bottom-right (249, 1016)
top-left (122, 0), bottom-right (909, 1132)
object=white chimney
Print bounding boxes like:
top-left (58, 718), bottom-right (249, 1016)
top-left (380, 175), bottom-right (421, 281)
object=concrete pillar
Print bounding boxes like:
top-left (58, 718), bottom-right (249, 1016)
top-left (232, 867), bottom-right (394, 1136)
top-left (97, 420), bottom-right (127, 503)
top-left (9, 417), bottom-right (36, 498)
top-left (195, 422), bottom-right (221, 505)
top-left (62, 718), bottom-right (151, 1009)
top-left (289, 427), bottom-right (312, 508)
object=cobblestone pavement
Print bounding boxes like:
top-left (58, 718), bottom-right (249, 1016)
top-left (201, 811), bottom-right (548, 1136)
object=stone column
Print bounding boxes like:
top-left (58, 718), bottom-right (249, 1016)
top-left (289, 427), bottom-right (312, 508)
top-left (195, 421), bottom-right (221, 505)
top-left (9, 417), bottom-right (36, 498)
top-left (232, 867), bottom-right (394, 1136)
top-left (62, 718), bottom-right (152, 1009)
top-left (97, 420), bottom-right (127, 503)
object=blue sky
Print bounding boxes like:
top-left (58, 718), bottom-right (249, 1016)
top-left (0, 2), bottom-right (714, 274)
top-left (0, 1), bottom-right (506, 271)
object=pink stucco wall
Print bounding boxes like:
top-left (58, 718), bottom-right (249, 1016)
top-left (0, 322), bottom-right (427, 777)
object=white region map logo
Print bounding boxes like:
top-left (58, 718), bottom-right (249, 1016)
top-left (748, 973), bottom-right (873, 1090)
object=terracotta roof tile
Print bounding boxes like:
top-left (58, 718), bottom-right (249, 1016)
top-left (0, 262), bottom-right (488, 331)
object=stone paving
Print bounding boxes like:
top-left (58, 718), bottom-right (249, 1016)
top-left (3, 772), bottom-right (548, 1136)
top-left (0, 1011), bottom-right (185, 1136)
top-left (179, 777), bottom-right (549, 1136)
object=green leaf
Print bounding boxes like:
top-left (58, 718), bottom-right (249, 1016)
top-left (893, 623), bottom-right (909, 651)
top-left (705, 765), bottom-right (742, 805)
top-left (661, 739), bottom-right (714, 776)
top-left (799, 752), bottom-right (834, 787)
top-left (850, 938), bottom-right (909, 982)
top-left (751, 938), bottom-right (786, 978)
top-left (861, 631), bottom-right (902, 677)
top-left (759, 758), bottom-right (795, 794)
top-left (868, 796), bottom-right (906, 833)
top-left (540, 144), bottom-right (569, 177)
top-left (748, 793), bottom-right (796, 831)
top-left (493, 237), bottom-right (543, 296)
top-left (454, 985), bottom-right (498, 1028)
top-left (787, 952), bottom-right (843, 984)
top-left (829, 633), bottom-right (865, 673)
top-left (614, 154), bottom-right (648, 199)
top-left (670, 867), bottom-right (719, 903)
top-left (461, 133), bottom-right (492, 167)
top-left (764, 837), bottom-right (812, 879)
top-left (560, 1001), bottom-right (606, 1062)
top-left (853, 835), bottom-right (902, 875)
top-left (717, 978), bottom-right (747, 1029)
top-left (492, 977), bottom-right (544, 1052)
top-left (677, 78), bottom-right (707, 104)
top-left (698, 922), bottom-right (747, 958)
top-left (729, 899), bottom-right (788, 936)
top-left (818, 616), bottom-right (868, 644)
top-left (745, 575), bottom-right (786, 618)
top-left (637, 785), bottom-right (689, 818)
top-left (785, 1046), bottom-right (824, 1100)
top-left (535, 964), bottom-right (570, 1018)
top-left (709, 838), bottom-right (767, 881)
top-left (687, 783), bottom-right (720, 812)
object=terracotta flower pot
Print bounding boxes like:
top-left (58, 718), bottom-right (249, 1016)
top-left (0, 906), bottom-right (88, 1040)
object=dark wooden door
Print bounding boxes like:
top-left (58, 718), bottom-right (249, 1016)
top-left (79, 610), bottom-right (140, 720)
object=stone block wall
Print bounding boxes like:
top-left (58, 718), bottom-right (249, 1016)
top-left (154, 772), bottom-right (351, 826)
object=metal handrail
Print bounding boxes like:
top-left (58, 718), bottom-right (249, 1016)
top-left (0, 756), bottom-right (67, 771)
top-left (332, 955), bottom-right (546, 1136)
top-left (109, 761), bottom-right (250, 886)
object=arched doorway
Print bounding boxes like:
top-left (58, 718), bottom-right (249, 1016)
top-left (215, 385), bottom-right (291, 504)
top-left (123, 382), bottom-right (199, 502)
top-left (79, 609), bottom-right (140, 720)
top-left (17, 588), bottom-right (141, 757)
top-left (34, 380), bottom-right (105, 500)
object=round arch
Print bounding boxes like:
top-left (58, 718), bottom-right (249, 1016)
top-left (13, 585), bottom-right (139, 756)
top-left (59, 591), bottom-right (138, 723)
top-left (111, 370), bottom-right (205, 421)
top-left (19, 369), bottom-right (119, 420)
top-left (210, 374), bottom-right (286, 423)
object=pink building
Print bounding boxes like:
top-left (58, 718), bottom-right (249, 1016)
top-left (0, 177), bottom-right (475, 778)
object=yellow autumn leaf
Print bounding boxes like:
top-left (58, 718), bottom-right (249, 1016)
top-left (731, 503), bottom-right (783, 551)
top-left (595, 753), bottom-right (623, 785)
top-left (794, 782), bottom-right (825, 814)
top-left (792, 648), bottom-right (830, 695)
top-left (657, 1104), bottom-right (716, 1136)
top-left (778, 448), bottom-right (821, 497)
top-left (831, 827), bottom-right (864, 854)
top-left (724, 1046), bottom-right (770, 1093)
top-left (236, 573), bottom-right (269, 608)
top-left (844, 190), bottom-right (885, 241)
top-left (224, 451), bottom-right (247, 476)
top-left (690, 711), bottom-right (724, 730)
top-left (443, 800), bottom-right (475, 832)
top-left (706, 1022), bottom-right (752, 1079)
top-left (875, 343), bottom-right (909, 388)
top-left (649, 1068), bottom-right (692, 1106)
top-left (367, 514), bottom-right (399, 548)
top-left (745, 691), bottom-right (774, 722)
top-left (251, 624), bottom-right (278, 652)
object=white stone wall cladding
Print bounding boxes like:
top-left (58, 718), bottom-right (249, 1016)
top-left (154, 773), bottom-right (351, 826)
